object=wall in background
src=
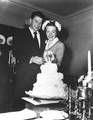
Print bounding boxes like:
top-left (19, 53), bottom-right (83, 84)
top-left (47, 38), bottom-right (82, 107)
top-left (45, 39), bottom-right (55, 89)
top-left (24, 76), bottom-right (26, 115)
top-left (64, 9), bottom-right (93, 76)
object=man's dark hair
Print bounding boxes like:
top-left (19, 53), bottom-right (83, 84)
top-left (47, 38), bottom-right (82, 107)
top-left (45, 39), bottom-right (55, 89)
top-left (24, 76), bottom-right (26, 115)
top-left (31, 11), bottom-right (45, 19)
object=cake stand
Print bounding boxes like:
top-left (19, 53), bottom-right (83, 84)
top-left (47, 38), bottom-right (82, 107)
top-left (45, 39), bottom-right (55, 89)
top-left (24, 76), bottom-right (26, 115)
top-left (22, 92), bottom-right (68, 119)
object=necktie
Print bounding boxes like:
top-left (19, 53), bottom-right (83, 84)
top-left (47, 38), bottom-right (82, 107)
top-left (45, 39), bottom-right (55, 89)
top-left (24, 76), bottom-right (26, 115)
top-left (34, 32), bottom-right (39, 47)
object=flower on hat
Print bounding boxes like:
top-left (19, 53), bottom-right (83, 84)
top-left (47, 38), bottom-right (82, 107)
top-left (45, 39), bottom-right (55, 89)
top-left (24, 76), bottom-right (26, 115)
top-left (42, 20), bottom-right (62, 32)
top-left (42, 20), bottom-right (50, 31)
top-left (55, 21), bottom-right (61, 31)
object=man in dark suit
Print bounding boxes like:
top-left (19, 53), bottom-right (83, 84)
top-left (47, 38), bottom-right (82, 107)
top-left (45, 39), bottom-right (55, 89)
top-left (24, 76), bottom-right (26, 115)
top-left (13, 11), bottom-right (46, 109)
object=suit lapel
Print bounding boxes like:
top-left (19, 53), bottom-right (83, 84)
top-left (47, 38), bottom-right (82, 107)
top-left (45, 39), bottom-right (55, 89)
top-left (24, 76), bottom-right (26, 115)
top-left (39, 30), bottom-right (45, 49)
top-left (26, 28), bottom-right (40, 49)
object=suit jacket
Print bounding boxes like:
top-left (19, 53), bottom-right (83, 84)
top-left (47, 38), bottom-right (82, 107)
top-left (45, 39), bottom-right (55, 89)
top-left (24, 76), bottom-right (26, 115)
top-left (13, 28), bottom-right (46, 63)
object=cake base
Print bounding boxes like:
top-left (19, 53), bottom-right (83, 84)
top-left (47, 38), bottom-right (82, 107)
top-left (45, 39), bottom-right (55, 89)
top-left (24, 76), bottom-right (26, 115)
top-left (25, 101), bottom-right (68, 115)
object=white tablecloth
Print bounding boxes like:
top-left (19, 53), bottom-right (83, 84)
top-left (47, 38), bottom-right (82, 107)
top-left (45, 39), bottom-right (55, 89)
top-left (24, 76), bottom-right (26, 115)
top-left (0, 108), bottom-right (37, 120)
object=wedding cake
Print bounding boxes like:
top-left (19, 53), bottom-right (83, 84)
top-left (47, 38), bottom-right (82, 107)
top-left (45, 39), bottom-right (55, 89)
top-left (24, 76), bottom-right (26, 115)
top-left (32, 60), bottom-right (68, 99)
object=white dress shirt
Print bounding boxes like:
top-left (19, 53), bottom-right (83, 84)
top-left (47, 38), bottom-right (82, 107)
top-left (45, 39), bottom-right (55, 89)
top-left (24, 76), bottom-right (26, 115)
top-left (29, 27), bottom-right (41, 48)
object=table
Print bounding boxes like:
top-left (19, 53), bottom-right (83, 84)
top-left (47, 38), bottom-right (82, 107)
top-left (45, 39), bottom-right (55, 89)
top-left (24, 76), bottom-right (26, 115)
top-left (25, 99), bottom-right (68, 119)
top-left (0, 108), bottom-right (37, 120)
top-left (0, 99), bottom-right (68, 120)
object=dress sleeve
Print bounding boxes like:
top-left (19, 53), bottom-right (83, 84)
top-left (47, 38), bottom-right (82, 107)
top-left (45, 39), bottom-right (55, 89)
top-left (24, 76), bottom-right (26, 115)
top-left (55, 42), bottom-right (65, 67)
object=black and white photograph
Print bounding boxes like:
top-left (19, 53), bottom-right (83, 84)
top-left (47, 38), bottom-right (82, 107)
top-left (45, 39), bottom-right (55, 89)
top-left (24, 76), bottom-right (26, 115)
top-left (0, 0), bottom-right (93, 119)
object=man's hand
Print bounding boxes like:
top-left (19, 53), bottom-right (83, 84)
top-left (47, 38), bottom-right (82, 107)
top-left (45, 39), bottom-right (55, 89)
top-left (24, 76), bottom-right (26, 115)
top-left (29, 56), bottom-right (44, 65)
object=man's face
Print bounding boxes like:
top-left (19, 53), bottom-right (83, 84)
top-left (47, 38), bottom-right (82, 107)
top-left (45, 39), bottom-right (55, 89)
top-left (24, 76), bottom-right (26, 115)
top-left (31, 16), bottom-right (43, 31)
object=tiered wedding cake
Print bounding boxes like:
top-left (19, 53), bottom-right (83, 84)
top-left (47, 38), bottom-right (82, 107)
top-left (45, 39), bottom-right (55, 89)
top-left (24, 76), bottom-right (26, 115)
top-left (31, 51), bottom-right (68, 99)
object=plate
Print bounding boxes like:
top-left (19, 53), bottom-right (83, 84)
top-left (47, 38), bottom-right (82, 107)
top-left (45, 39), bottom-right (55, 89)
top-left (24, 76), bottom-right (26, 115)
top-left (40, 110), bottom-right (68, 119)
top-left (25, 91), bottom-right (64, 100)
top-left (22, 97), bottom-right (61, 105)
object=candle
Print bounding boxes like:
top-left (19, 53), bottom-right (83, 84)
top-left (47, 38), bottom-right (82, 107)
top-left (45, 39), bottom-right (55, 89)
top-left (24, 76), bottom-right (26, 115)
top-left (88, 50), bottom-right (91, 75)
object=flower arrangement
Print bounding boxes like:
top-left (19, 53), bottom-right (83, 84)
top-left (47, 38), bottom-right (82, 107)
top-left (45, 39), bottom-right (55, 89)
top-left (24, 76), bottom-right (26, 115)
top-left (43, 51), bottom-right (55, 62)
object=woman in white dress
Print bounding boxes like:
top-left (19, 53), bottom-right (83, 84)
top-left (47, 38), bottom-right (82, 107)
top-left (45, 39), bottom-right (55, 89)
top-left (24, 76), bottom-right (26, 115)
top-left (42, 20), bottom-right (65, 67)
top-left (41, 20), bottom-right (68, 99)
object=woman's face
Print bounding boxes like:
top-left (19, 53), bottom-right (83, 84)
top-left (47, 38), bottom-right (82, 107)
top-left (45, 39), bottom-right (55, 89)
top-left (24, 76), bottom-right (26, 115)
top-left (46, 25), bottom-right (57, 41)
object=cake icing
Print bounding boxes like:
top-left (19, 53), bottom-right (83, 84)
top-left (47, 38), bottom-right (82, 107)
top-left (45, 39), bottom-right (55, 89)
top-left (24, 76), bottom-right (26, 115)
top-left (32, 61), bottom-right (68, 99)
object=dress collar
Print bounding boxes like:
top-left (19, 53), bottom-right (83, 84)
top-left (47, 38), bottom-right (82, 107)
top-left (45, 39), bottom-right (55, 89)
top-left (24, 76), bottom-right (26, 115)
top-left (45, 37), bottom-right (59, 50)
